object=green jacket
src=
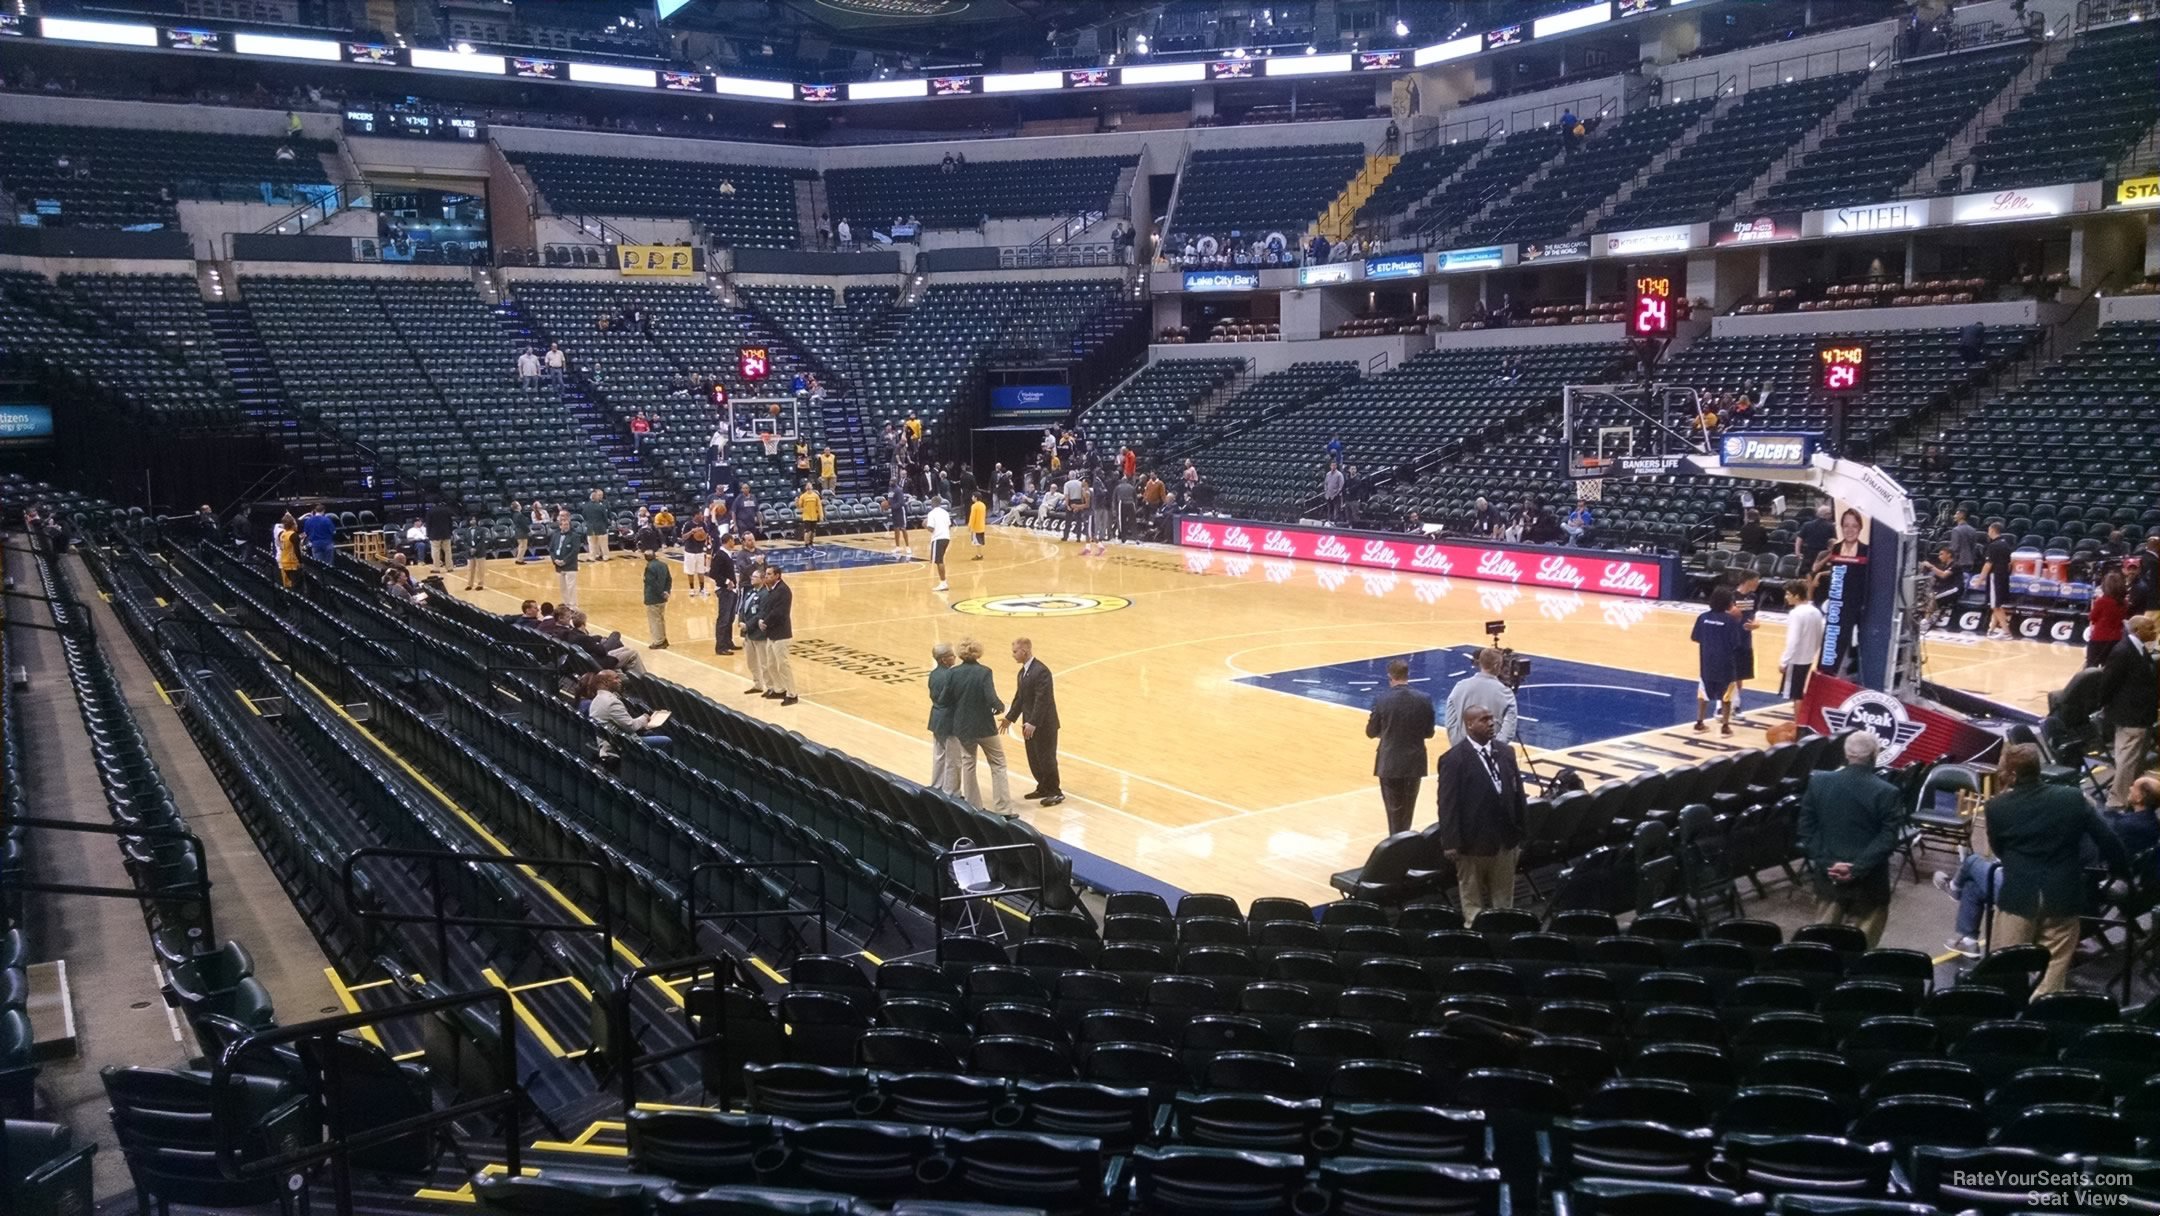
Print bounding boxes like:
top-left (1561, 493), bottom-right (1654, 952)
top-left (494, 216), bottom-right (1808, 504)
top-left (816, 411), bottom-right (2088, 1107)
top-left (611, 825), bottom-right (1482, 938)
top-left (550, 528), bottom-right (582, 571)
top-left (1985, 781), bottom-right (2131, 918)
top-left (927, 663), bottom-right (955, 736)
top-left (581, 499), bottom-right (610, 533)
top-left (1797, 763), bottom-right (1902, 907)
top-left (642, 557), bottom-right (672, 605)
top-left (944, 660), bottom-right (1005, 740)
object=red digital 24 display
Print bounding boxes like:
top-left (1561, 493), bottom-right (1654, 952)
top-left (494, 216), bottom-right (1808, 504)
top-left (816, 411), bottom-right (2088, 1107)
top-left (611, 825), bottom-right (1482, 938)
top-left (1176, 519), bottom-right (1668, 598)
top-left (1818, 342), bottom-right (1867, 392)
top-left (737, 345), bottom-right (771, 381)
top-left (1630, 275), bottom-right (1674, 338)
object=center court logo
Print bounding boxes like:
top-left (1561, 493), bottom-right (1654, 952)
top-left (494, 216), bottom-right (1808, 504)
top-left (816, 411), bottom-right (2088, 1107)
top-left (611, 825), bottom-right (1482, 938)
top-left (952, 594), bottom-right (1132, 618)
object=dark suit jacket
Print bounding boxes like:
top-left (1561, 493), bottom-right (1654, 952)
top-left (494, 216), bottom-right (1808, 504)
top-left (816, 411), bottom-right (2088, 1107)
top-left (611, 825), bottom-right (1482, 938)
top-left (753, 579), bottom-right (793, 641)
top-left (1796, 763), bottom-right (1902, 907)
top-left (1005, 659), bottom-right (1059, 730)
top-left (2095, 638), bottom-right (2157, 731)
top-left (1433, 738), bottom-right (1525, 856)
top-left (945, 660), bottom-right (1005, 739)
top-left (1367, 685), bottom-right (1436, 779)
top-left (1986, 781), bottom-right (2130, 918)
top-left (927, 664), bottom-right (955, 736)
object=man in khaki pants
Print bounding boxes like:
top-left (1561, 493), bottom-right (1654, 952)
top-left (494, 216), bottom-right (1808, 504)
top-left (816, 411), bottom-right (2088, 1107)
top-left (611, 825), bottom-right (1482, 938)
top-left (744, 565), bottom-right (797, 707)
top-left (1984, 743), bottom-right (2131, 994)
top-left (1433, 704), bottom-right (1524, 923)
top-left (2094, 614), bottom-right (2156, 808)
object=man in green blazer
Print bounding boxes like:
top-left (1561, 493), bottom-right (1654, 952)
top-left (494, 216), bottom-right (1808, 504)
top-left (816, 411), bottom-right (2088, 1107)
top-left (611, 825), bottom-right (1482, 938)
top-left (944, 638), bottom-right (1015, 816)
top-left (1797, 730), bottom-right (1902, 946)
top-left (927, 642), bottom-right (967, 799)
top-left (1983, 742), bottom-right (2130, 993)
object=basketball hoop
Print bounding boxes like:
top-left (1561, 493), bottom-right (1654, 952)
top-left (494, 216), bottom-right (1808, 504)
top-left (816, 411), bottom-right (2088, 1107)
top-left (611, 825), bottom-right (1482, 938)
top-left (1571, 477), bottom-right (1605, 502)
top-left (760, 432), bottom-right (780, 458)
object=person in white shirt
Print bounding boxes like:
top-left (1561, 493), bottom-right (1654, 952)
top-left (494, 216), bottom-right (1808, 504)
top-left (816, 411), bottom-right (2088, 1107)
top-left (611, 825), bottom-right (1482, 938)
top-left (835, 218), bottom-right (851, 245)
top-left (515, 348), bottom-right (541, 389)
top-left (924, 497), bottom-right (953, 591)
top-left (544, 342), bottom-right (566, 387)
top-left (1778, 578), bottom-right (1827, 701)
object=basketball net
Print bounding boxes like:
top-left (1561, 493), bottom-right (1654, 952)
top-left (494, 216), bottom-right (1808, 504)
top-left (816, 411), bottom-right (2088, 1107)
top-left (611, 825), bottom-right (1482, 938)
top-left (1571, 476), bottom-right (1605, 502)
top-left (761, 433), bottom-right (781, 457)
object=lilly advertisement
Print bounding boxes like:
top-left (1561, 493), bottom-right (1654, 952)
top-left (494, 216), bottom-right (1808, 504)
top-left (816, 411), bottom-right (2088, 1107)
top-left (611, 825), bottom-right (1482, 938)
top-left (1176, 518), bottom-right (1675, 598)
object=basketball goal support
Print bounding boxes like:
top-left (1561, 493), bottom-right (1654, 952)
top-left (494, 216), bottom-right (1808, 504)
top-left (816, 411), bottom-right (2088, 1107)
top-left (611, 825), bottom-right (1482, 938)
top-left (1563, 383), bottom-right (1922, 698)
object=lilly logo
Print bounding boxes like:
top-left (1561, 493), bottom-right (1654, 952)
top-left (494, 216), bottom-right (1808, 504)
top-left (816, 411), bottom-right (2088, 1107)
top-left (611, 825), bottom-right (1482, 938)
top-left (1360, 572), bottom-right (1399, 598)
top-left (1185, 553), bottom-right (1216, 575)
top-left (1263, 560), bottom-right (1296, 583)
top-left (1313, 534), bottom-right (1352, 563)
top-left (1537, 556), bottom-right (1584, 589)
top-left (1599, 563), bottom-right (1655, 597)
top-left (1222, 526), bottom-right (1254, 552)
top-left (1988, 189), bottom-right (2033, 213)
top-left (1604, 600), bottom-right (1652, 629)
top-left (1222, 556), bottom-right (1252, 578)
top-left (1411, 545), bottom-right (1453, 573)
top-left (1477, 551), bottom-right (1523, 582)
top-left (1412, 577), bottom-right (1452, 603)
top-left (1360, 539), bottom-right (1402, 569)
top-left (1537, 592), bottom-right (1583, 620)
top-left (1479, 586), bottom-right (1521, 613)
top-left (1315, 566), bottom-right (1348, 592)
top-left (1182, 522), bottom-right (1215, 547)
top-left (1262, 530), bottom-right (1296, 556)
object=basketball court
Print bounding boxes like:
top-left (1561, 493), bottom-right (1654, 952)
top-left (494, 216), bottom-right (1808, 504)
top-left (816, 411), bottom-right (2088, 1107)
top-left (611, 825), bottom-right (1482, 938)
top-left (447, 526), bottom-right (2084, 907)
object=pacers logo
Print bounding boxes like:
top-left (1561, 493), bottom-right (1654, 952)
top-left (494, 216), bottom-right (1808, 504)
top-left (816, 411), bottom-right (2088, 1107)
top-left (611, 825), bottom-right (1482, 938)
top-left (953, 593), bottom-right (1131, 618)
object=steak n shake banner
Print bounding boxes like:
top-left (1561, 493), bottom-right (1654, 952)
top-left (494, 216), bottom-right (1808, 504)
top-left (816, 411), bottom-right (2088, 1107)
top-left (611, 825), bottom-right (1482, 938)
top-left (1176, 517), bottom-right (1678, 598)
top-left (1799, 673), bottom-right (1999, 767)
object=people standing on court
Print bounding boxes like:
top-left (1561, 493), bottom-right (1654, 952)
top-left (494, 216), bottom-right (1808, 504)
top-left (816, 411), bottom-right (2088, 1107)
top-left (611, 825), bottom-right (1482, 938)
top-left (1433, 704), bottom-right (1525, 922)
top-left (1060, 470), bottom-right (1086, 544)
top-left (925, 497), bottom-right (953, 591)
top-left (819, 446), bottom-right (837, 495)
top-left (459, 514), bottom-right (488, 591)
top-left (1778, 579), bottom-right (1825, 700)
top-left (1443, 648), bottom-right (1518, 746)
top-left (796, 481), bottom-right (823, 545)
top-left (642, 546), bottom-right (672, 651)
top-left (582, 489), bottom-right (612, 563)
top-left (1797, 731), bottom-right (1901, 946)
top-left (1086, 465), bottom-right (1114, 557)
top-left (968, 493), bottom-right (987, 560)
top-left (1004, 637), bottom-right (1062, 806)
top-left (2094, 613), bottom-right (2157, 808)
top-left (1367, 659), bottom-right (1436, 835)
top-left (744, 565), bottom-right (797, 706)
top-left (550, 507), bottom-right (582, 607)
top-left (948, 639), bottom-right (1017, 816)
top-left (711, 533), bottom-right (741, 656)
top-left (424, 498), bottom-right (455, 569)
top-left (1693, 585), bottom-right (1745, 734)
top-left (509, 501), bottom-right (531, 564)
top-left (1981, 521), bottom-right (2015, 638)
top-left (1114, 474), bottom-right (1138, 543)
top-left (1983, 742), bottom-right (2131, 993)
top-left (679, 525), bottom-right (709, 600)
top-left (2087, 571), bottom-right (2127, 668)
top-left (927, 643), bottom-right (968, 799)
top-left (1947, 508), bottom-right (1983, 582)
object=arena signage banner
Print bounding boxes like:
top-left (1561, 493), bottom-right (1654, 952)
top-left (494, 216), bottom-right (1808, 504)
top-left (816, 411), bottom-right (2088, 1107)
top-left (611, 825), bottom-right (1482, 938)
top-left (0, 403), bottom-right (53, 445)
top-left (1799, 673), bottom-right (1998, 766)
top-left (1183, 270), bottom-right (1260, 292)
top-left (1599, 224), bottom-right (1694, 256)
top-left (1176, 518), bottom-right (1671, 598)
top-left (1712, 212), bottom-right (1802, 246)
top-left (2113, 176), bottom-right (2160, 209)
top-left (1519, 238), bottom-right (1589, 263)
top-left (1298, 262), bottom-right (1355, 286)
top-left (1812, 199), bottom-right (1932, 236)
top-left (617, 244), bottom-right (697, 276)
top-left (1718, 431), bottom-right (1818, 470)
top-left (1364, 253), bottom-right (1427, 280)
top-left (1949, 183), bottom-right (2076, 226)
top-left (1436, 245), bottom-right (1507, 271)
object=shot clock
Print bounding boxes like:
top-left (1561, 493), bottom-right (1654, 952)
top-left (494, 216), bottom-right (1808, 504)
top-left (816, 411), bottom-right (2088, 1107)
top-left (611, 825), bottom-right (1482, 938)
top-left (1819, 342), bottom-right (1867, 392)
top-left (1630, 275), bottom-right (1675, 338)
top-left (737, 345), bottom-right (771, 382)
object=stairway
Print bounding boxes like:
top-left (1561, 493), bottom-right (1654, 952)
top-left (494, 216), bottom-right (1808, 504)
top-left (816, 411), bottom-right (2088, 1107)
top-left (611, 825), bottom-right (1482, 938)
top-left (1726, 67), bottom-right (1889, 216)
top-left (792, 175), bottom-right (823, 247)
top-left (1906, 39), bottom-right (2067, 196)
top-left (490, 299), bottom-right (660, 498)
top-left (1316, 152), bottom-right (1402, 241)
top-left (203, 300), bottom-right (385, 504)
top-left (1578, 93), bottom-right (1737, 236)
top-left (730, 304), bottom-right (874, 494)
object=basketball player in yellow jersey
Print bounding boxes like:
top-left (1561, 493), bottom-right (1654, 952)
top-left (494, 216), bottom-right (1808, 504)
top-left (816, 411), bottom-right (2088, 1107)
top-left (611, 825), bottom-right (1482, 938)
top-left (796, 482), bottom-right (823, 544)
top-left (968, 493), bottom-right (987, 559)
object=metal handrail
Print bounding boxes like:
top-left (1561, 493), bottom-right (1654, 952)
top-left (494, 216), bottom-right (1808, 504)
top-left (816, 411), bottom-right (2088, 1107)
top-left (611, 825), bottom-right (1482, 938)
top-left (340, 846), bottom-right (617, 979)
top-left (210, 985), bottom-right (522, 1216)
top-left (688, 858), bottom-right (830, 955)
top-left (0, 815), bottom-right (215, 939)
top-left (592, 953), bottom-right (745, 1110)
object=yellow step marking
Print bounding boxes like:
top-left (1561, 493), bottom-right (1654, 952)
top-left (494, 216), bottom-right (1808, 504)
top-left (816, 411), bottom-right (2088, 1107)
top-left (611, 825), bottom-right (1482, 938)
top-left (990, 899), bottom-right (1033, 923)
top-left (321, 966), bottom-right (385, 1049)
top-left (234, 689), bottom-right (262, 716)
top-left (414, 1162), bottom-right (536, 1204)
top-left (508, 973), bottom-right (593, 999)
top-left (483, 967), bottom-right (574, 1059)
top-left (858, 949), bottom-right (885, 966)
top-left (151, 681), bottom-right (173, 706)
top-left (748, 956), bottom-right (789, 985)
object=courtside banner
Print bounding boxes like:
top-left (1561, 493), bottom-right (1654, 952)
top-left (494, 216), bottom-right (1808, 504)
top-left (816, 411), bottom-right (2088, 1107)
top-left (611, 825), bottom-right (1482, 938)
top-left (618, 244), bottom-right (698, 276)
top-left (1176, 517), bottom-right (1674, 598)
top-left (1798, 673), bottom-right (2000, 767)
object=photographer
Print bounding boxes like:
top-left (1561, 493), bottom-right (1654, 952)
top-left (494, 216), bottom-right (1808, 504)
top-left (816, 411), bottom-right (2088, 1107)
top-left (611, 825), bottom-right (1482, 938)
top-left (1443, 647), bottom-right (1519, 748)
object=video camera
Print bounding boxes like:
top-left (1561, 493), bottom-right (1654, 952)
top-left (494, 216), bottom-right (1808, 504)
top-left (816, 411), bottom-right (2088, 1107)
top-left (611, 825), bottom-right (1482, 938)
top-left (1484, 620), bottom-right (1532, 690)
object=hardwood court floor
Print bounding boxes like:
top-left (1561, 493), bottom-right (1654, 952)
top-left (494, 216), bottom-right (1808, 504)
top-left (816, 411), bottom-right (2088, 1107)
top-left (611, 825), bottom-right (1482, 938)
top-left (449, 528), bottom-right (2085, 907)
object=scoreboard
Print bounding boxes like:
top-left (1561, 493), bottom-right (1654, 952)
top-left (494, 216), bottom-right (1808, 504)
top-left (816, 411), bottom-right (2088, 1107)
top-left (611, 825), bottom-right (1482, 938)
top-left (1630, 275), bottom-right (1675, 338)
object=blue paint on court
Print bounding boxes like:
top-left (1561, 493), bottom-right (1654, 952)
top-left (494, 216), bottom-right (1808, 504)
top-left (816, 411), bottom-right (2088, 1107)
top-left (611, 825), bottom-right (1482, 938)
top-left (1237, 644), bottom-right (1780, 750)
top-left (754, 543), bottom-right (914, 573)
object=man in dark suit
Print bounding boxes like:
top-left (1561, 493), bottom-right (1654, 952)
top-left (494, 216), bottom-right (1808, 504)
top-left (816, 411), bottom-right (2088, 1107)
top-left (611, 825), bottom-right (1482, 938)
top-left (1985, 742), bottom-right (2131, 994)
top-left (1433, 704), bottom-right (1525, 921)
top-left (1796, 731), bottom-right (1902, 946)
top-left (1003, 636), bottom-right (1062, 806)
top-left (2094, 614), bottom-right (2157, 808)
top-left (1367, 659), bottom-right (1435, 834)
top-left (748, 565), bottom-right (796, 706)
top-left (711, 535), bottom-right (740, 656)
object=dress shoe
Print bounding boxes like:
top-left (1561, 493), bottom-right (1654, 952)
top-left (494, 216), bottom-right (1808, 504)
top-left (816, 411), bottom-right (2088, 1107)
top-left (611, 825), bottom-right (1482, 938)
top-left (1039, 793), bottom-right (1064, 806)
top-left (763, 690), bottom-right (784, 699)
top-left (1020, 789), bottom-right (1046, 800)
top-left (650, 641), bottom-right (669, 650)
top-left (780, 695), bottom-right (799, 706)
top-left (716, 648), bottom-right (737, 656)
top-left (744, 687), bottom-right (765, 695)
